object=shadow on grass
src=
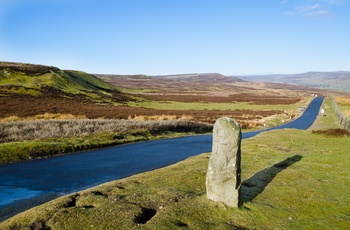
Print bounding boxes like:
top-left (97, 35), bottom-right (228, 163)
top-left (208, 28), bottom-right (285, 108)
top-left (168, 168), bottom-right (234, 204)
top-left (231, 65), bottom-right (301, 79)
top-left (241, 155), bottom-right (303, 203)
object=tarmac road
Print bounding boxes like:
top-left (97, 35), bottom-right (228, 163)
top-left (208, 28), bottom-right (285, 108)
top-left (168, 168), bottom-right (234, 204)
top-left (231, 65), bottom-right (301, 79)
top-left (0, 96), bottom-right (324, 221)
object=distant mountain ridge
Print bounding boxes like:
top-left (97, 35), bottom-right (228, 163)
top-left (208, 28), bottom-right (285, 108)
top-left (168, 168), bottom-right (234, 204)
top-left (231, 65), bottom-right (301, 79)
top-left (238, 71), bottom-right (350, 92)
top-left (153, 73), bottom-right (244, 83)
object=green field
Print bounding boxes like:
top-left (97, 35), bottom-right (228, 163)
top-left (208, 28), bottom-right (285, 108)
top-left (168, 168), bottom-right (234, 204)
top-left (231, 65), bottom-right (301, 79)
top-left (127, 97), bottom-right (311, 111)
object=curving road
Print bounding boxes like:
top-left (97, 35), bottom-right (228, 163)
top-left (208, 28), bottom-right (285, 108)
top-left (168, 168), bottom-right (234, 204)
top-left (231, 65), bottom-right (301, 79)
top-left (0, 96), bottom-right (324, 221)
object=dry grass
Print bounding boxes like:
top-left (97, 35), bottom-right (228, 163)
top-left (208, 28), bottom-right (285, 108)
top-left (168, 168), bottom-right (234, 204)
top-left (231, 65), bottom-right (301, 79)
top-left (334, 96), bottom-right (350, 106)
top-left (0, 119), bottom-right (212, 143)
top-left (0, 119), bottom-right (212, 163)
top-left (0, 113), bottom-right (87, 122)
top-left (128, 114), bottom-right (194, 121)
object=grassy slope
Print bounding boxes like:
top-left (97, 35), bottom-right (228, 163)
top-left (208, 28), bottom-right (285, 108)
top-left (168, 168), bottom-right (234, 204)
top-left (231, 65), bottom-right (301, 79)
top-left (1, 98), bottom-right (350, 229)
top-left (0, 62), bottom-right (124, 102)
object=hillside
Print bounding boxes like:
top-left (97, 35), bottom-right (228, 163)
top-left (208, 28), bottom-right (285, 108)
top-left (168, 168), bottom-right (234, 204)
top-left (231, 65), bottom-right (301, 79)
top-left (238, 71), bottom-right (350, 92)
top-left (0, 62), bottom-right (127, 101)
top-left (1, 62), bottom-right (337, 126)
top-left (0, 62), bottom-right (136, 119)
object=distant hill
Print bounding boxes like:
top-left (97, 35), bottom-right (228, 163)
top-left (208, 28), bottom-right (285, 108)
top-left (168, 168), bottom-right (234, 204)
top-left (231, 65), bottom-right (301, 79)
top-left (96, 73), bottom-right (245, 84)
top-left (238, 72), bottom-right (350, 92)
top-left (153, 73), bottom-right (245, 83)
top-left (0, 61), bottom-right (129, 102)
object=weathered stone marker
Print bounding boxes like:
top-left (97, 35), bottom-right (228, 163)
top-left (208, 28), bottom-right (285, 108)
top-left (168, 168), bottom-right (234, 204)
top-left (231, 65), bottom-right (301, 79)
top-left (206, 117), bottom-right (242, 207)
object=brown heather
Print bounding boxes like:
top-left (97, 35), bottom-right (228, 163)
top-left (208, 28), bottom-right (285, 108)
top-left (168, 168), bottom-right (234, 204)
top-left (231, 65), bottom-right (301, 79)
top-left (0, 119), bottom-right (212, 143)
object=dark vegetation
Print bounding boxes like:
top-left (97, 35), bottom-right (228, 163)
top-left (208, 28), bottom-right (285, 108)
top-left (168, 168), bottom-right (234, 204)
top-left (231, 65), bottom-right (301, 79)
top-left (0, 61), bottom-right (54, 75)
top-left (0, 91), bottom-right (283, 124)
top-left (140, 93), bottom-right (301, 104)
top-left (312, 128), bottom-right (350, 136)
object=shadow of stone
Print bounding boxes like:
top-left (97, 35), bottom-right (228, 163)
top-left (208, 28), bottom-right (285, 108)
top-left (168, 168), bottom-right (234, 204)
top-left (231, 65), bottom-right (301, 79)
top-left (241, 155), bottom-right (303, 203)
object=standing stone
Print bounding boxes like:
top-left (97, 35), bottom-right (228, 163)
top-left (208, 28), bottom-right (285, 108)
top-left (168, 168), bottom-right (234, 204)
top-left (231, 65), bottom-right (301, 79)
top-left (206, 117), bottom-right (242, 207)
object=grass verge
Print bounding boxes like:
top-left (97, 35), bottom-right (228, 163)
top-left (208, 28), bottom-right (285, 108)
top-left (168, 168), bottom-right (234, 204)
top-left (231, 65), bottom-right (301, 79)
top-left (1, 105), bottom-right (349, 229)
top-left (1, 129), bottom-right (349, 229)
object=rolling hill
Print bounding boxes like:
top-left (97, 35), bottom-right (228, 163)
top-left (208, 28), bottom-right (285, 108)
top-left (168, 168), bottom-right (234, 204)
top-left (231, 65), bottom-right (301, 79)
top-left (0, 61), bottom-right (128, 101)
top-left (238, 71), bottom-right (350, 92)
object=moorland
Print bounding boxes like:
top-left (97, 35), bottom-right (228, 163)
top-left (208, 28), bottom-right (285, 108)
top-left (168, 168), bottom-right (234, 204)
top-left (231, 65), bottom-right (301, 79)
top-left (1, 61), bottom-right (334, 163)
top-left (239, 71), bottom-right (350, 92)
top-left (1, 61), bottom-right (350, 229)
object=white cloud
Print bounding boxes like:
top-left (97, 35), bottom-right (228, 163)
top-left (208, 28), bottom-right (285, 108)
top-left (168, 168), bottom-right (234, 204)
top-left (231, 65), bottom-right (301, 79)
top-left (284, 3), bottom-right (332, 18)
top-left (283, 0), bottom-right (348, 18)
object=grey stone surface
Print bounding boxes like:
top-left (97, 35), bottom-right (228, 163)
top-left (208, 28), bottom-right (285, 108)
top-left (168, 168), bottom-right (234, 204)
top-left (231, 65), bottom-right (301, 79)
top-left (206, 117), bottom-right (242, 207)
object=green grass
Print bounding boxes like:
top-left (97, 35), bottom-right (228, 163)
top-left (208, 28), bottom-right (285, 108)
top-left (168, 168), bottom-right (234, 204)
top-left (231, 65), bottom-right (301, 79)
top-left (2, 130), bottom-right (349, 229)
top-left (0, 132), bottom-right (118, 163)
top-left (338, 104), bottom-right (350, 114)
top-left (0, 65), bottom-right (125, 103)
top-left (1, 97), bottom-right (349, 229)
top-left (127, 99), bottom-right (308, 111)
top-left (309, 96), bottom-right (343, 130)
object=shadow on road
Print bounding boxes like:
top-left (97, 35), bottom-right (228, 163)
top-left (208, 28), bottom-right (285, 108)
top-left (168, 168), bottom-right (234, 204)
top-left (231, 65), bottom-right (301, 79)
top-left (241, 155), bottom-right (303, 203)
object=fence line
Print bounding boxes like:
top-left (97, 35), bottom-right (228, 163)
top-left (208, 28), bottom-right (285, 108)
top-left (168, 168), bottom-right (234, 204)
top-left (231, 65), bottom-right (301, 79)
top-left (329, 96), bottom-right (350, 132)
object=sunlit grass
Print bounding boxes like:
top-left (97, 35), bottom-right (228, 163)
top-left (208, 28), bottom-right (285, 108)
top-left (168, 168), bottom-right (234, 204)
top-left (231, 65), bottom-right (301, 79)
top-left (2, 128), bottom-right (349, 229)
top-left (334, 96), bottom-right (350, 116)
top-left (127, 99), bottom-right (309, 111)
top-left (2, 97), bottom-right (349, 229)
top-left (309, 97), bottom-right (343, 130)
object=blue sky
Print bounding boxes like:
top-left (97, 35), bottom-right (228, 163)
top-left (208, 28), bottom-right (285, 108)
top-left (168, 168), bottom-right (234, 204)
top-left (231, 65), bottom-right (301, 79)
top-left (0, 0), bottom-right (349, 75)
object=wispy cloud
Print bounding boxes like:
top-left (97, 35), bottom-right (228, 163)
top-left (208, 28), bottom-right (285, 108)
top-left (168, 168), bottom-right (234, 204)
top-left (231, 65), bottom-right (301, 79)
top-left (285, 3), bottom-right (331, 18)
top-left (283, 0), bottom-right (347, 18)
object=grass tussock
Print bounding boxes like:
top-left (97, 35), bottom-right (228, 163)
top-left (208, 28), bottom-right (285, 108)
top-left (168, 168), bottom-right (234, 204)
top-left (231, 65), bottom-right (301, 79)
top-left (0, 119), bottom-right (211, 143)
